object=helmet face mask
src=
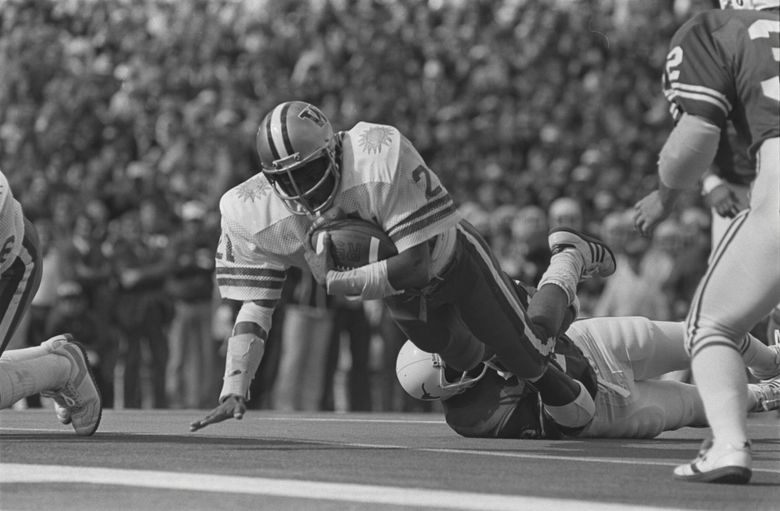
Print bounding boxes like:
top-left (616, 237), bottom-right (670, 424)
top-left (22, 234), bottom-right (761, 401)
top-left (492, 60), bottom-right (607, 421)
top-left (265, 151), bottom-right (338, 215)
top-left (395, 340), bottom-right (488, 401)
top-left (257, 101), bottom-right (340, 215)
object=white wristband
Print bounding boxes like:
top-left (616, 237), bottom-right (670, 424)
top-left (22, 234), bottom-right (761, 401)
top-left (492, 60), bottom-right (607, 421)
top-left (701, 174), bottom-right (725, 196)
top-left (219, 333), bottom-right (265, 402)
top-left (326, 260), bottom-right (401, 300)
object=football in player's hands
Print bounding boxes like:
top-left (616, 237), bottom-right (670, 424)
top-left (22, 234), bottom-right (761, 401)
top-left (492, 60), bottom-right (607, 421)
top-left (310, 218), bottom-right (397, 270)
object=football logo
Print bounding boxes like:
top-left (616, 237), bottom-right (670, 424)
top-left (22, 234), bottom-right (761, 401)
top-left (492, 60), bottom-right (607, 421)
top-left (420, 383), bottom-right (438, 400)
top-left (358, 126), bottom-right (393, 154)
top-left (236, 177), bottom-right (271, 203)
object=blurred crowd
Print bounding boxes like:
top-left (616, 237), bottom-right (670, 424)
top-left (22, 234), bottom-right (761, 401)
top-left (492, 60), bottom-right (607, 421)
top-left (1, 0), bottom-right (723, 411)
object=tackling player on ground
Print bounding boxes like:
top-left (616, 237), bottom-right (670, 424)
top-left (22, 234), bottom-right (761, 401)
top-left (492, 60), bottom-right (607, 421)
top-left (634, 0), bottom-right (780, 483)
top-left (397, 315), bottom-right (780, 439)
top-left (191, 100), bottom-right (616, 435)
top-left (0, 170), bottom-right (102, 436)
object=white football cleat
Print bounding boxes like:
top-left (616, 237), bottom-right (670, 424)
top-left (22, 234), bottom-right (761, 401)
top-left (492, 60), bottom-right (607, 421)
top-left (674, 439), bottom-right (752, 484)
top-left (40, 334), bottom-right (71, 353)
top-left (749, 378), bottom-right (780, 412)
top-left (41, 335), bottom-right (102, 436)
top-left (548, 227), bottom-right (616, 279)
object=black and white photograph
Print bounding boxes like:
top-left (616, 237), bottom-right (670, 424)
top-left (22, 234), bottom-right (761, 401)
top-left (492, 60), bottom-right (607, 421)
top-left (1, 0), bottom-right (778, 509)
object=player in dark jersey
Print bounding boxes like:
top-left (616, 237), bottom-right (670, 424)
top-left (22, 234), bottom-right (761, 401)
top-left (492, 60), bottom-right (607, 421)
top-left (397, 315), bottom-right (780, 439)
top-left (634, 0), bottom-right (780, 483)
top-left (0, 170), bottom-right (102, 435)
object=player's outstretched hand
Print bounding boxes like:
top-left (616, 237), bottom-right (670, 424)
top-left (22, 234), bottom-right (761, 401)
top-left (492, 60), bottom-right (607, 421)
top-left (189, 395), bottom-right (246, 432)
top-left (633, 190), bottom-right (670, 238)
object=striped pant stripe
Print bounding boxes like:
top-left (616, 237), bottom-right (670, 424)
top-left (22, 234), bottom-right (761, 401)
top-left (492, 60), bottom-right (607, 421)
top-left (685, 210), bottom-right (749, 358)
top-left (0, 222), bottom-right (41, 355)
top-left (456, 222), bottom-right (550, 357)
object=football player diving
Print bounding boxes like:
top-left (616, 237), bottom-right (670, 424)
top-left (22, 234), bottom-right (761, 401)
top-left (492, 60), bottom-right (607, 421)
top-left (0, 170), bottom-right (102, 435)
top-left (396, 314), bottom-right (780, 440)
top-left (633, 0), bottom-right (780, 483)
top-left (191, 100), bottom-right (616, 435)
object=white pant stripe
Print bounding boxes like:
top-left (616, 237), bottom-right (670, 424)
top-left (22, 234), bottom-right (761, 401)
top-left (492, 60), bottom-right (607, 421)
top-left (457, 224), bottom-right (550, 356)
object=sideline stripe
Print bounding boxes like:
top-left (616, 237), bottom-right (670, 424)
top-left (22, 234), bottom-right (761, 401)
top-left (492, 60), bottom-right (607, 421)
top-left (0, 463), bottom-right (673, 511)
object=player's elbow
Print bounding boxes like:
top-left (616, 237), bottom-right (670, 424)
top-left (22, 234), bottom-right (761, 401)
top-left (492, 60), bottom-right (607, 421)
top-left (658, 113), bottom-right (721, 189)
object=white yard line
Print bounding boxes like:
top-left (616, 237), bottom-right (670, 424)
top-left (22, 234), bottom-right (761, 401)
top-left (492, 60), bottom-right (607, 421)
top-left (0, 463), bottom-right (675, 511)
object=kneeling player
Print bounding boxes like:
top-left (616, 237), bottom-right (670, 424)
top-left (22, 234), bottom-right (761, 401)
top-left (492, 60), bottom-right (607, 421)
top-left (0, 169), bottom-right (102, 435)
top-left (397, 316), bottom-right (780, 439)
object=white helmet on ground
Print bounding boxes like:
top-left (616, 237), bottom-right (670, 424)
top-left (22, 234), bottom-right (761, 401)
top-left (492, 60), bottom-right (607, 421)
top-left (395, 340), bottom-right (488, 401)
top-left (719, 0), bottom-right (779, 9)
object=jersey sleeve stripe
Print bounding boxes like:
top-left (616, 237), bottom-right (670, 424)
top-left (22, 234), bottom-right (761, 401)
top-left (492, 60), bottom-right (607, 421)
top-left (672, 82), bottom-right (732, 109)
top-left (215, 266), bottom-right (286, 279)
top-left (386, 194), bottom-right (453, 237)
top-left (667, 90), bottom-right (730, 117)
top-left (668, 86), bottom-right (731, 116)
top-left (389, 202), bottom-right (458, 243)
top-left (216, 277), bottom-right (284, 290)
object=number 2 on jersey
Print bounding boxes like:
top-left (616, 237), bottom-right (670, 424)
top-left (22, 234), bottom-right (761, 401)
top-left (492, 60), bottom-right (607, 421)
top-left (412, 165), bottom-right (442, 199)
top-left (749, 19), bottom-right (780, 102)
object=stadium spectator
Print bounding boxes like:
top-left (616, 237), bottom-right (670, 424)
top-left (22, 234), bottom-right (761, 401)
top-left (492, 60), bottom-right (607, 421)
top-left (109, 204), bottom-right (172, 409)
top-left (45, 281), bottom-right (110, 401)
top-left (164, 200), bottom-right (220, 409)
top-left (595, 210), bottom-right (672, 320)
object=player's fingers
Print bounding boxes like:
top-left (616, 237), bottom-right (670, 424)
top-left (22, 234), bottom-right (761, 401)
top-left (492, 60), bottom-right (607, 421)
top-left (189, 419), bottom-right (207, 432)
top-left (190, 410), bottom-right (229, 431)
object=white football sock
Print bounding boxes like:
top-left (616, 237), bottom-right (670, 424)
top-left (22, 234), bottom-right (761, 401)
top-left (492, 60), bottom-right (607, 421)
top-left (0, 355), bottom-right (71, 409)
top-left (537, 249), bottom-right (584, 306)
top-left (0, 335), bottom-right (70, 363)
top-left (543, 380), bottom-right (595, 429)
top-left (691, 344), bottom-right (749, 447)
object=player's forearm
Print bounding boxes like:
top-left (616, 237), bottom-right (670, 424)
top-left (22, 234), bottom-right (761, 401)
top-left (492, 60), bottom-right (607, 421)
top-left (219, 302), bottom-right (273, 402)
top-left (326, 241), bottom-right (431, 299)
top-left (219, 331), bottom-right (265, 402)
top-left (658, 113), bottom-right (721, 190)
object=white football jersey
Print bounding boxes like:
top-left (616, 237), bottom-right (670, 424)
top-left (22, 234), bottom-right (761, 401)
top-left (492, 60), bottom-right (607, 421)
top-left (215, 122), bottom-right (460, 308)
top-left (0, 170), bottom-right (25, 274)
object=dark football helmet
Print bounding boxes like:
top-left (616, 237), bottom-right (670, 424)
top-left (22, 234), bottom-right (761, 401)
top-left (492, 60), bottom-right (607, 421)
top-left (256, 101), bottom-right (339, 215)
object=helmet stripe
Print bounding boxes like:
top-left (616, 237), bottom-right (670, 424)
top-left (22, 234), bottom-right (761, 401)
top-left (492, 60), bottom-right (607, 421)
top-left (279, 102), bottom-right (296, 157)
top-left (268, 104), bottom-right (291, 159)
top-left (265, 107), bottom-right (281, 161)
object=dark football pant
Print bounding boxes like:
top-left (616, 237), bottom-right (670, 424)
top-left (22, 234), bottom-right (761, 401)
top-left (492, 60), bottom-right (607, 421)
top-left (385, 221), bottom-right (553, 380)
top-left (0, 217), bottom-right (42, 355)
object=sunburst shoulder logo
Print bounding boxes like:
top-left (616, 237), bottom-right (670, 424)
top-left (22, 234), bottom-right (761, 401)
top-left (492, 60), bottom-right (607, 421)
top-left (358, 126), bottom-right (393, 154)
top-left (236, 176), bottom-right (271, 202)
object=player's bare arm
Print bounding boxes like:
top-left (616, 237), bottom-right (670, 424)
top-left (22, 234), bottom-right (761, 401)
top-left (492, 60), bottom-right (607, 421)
top-left (324, 241), bottom-right (430, 299)
top-left (190, 320), bottom-right (267, 432)
top-left (634, 113), bottom-right (721, 236)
